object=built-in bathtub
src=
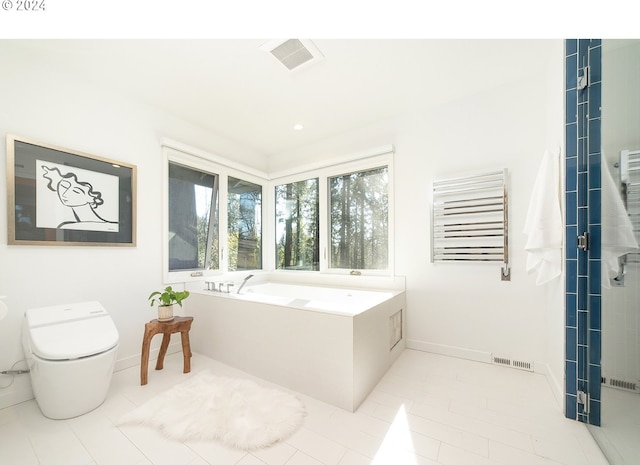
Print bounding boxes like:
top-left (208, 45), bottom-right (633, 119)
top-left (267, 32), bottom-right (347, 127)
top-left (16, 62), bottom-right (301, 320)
top-left (186, 279), bottom-right (406, 412)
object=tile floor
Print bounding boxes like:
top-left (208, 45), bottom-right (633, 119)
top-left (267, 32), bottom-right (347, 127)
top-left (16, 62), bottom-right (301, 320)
top-left (588, 387), bottom-right (640, 465)
top-left (0, 349), bottom-right (610, 465)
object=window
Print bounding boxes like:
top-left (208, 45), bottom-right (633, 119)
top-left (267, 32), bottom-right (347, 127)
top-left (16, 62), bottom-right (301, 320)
top-left (168, 162), bottom-right (219, 272)
top-left (164, 141), bottom-right (392, 280)
top-left (228, 177), bottom-right (262, 271)
top-left (275, 178), bottom-right (319, 270)
top-left (163, 146), bottom-right (265, 282)
top-left (329, 166), bottom-right (388, 270)
top-left (273, 156), bottom-right (392, 274)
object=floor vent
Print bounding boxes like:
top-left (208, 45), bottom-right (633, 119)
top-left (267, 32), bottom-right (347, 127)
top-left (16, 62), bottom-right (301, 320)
top-left (603, 377), bottom-right (639, 393)
top-left (491, 355), bottom-right (534, 372)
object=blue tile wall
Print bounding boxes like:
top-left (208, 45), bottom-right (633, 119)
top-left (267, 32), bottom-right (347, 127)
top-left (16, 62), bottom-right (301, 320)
top-left (564, 39), bottom-right (602, 426)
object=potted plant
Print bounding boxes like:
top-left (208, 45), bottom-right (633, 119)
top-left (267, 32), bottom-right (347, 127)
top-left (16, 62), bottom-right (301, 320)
top-left (148, 286), bottom-right (190, 322)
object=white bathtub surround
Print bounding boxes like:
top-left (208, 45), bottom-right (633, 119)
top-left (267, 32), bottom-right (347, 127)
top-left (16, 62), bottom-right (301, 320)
top-left (119, 370), bottom-right (306, 449)
top-left (186, 280), bottom-right (406, 412)
top-left (197, 271), bottom-right (406, 295)
top-left (227, 282), bottom-right (396, 315)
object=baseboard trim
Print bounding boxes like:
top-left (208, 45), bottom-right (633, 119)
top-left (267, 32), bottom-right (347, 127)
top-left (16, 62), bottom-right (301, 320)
top-left (0, 385), bottom-right (34, 410)
top-left (114, 342), bottom-right (181, 372)
top-left (406, 340), bottom-right (492, 364)
top-left (536, 361), bottom-right (563, 409)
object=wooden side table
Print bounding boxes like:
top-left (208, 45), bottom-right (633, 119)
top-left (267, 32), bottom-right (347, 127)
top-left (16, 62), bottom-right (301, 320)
top-left (140, 316), bottom-right (194, 385)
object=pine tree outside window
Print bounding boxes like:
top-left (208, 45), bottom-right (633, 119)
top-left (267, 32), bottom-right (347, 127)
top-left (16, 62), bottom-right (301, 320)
top-left (329, 167), bottom-right (388, 270)
top-left (275, 178), bottom-right (319, 270)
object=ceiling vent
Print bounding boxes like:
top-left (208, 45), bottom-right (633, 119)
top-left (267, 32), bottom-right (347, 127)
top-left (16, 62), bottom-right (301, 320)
top-left (260, 39), bottom-right (324, 72)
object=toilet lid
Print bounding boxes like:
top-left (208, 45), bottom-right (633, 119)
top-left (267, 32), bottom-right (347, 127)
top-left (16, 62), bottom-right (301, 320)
top-left (25, 302), bottom-right (119, 360)
top-left (29, 315), bottom-right (119, 360)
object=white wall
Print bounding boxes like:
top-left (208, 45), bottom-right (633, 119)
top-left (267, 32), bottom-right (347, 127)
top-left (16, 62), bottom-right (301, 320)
top-left (0, 42), bottom-right (266, 408)
top-left (270, 40), bottom-right (566, 399)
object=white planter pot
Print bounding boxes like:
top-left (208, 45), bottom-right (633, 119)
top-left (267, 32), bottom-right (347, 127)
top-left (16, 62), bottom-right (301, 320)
top-left (157, 304), bottom-right (174, 322)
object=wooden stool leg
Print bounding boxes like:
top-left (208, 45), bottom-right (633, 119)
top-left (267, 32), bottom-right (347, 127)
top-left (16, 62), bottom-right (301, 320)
top-left (180, 330), bottom-right (192, 374)
top-left (140, 325), bottom-right (154, 386)
top-left (155, 333), bottom-right (171, 370)
top-left (140, 317), bottom-right (193, 385)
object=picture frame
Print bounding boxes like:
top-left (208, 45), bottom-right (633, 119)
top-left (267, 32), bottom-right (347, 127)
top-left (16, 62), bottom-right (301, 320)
top-left (6, 134), bottom-right (137, 246)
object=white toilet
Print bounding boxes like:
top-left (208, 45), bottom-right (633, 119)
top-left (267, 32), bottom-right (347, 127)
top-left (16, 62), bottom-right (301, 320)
top-left (22, 301), bottom-right (119, 419)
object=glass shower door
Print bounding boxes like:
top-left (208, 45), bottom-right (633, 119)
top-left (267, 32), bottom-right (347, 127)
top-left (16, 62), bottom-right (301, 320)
top-left (588, 38), bottom-right (640, 465)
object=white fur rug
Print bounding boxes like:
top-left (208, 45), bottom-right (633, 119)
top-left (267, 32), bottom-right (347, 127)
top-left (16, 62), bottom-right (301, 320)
top-left (119, 371), bottom-right (306, 450)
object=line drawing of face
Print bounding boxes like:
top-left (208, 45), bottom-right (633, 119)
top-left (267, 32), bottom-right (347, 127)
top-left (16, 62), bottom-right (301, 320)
top-left (41, 165), bottom-right (114, 227)
top-left (57, 177), bottom-right (97, 207)
top-left (43, 166), bottom-right (104, 209)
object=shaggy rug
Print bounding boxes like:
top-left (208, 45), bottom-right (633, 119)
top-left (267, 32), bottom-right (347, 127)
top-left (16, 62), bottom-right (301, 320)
top-left (119, 371), bottom-right (306, 450)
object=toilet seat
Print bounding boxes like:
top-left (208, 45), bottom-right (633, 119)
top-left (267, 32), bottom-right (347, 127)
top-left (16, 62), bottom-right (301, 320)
top-left (29, 316), bottom-right (119, 360)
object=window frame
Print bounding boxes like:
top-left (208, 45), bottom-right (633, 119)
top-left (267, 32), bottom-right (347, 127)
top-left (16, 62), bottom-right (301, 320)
top-left (162, 141), bottom-right (394, 283)
top-left (167, 160), bottom-right (220, 273)
top-left (270, 152), bottom-right (394, 277)
top-left (162, 145), bottom-right (269, 283)
top-left (326, 164), bottom-right (391, 273)
top-left (274, 177), bottom-right (320, 272)
top-left (227, 175), bottom-right (264, 272)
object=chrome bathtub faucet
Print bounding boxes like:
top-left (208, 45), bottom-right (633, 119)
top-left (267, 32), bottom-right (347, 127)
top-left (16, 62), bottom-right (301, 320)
top-left (236, 274), bottom-right (254, 294)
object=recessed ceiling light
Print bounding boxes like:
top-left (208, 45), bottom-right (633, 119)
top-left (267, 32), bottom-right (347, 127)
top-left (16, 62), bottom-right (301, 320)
top-left (293, 124), bottom-right (304, 131)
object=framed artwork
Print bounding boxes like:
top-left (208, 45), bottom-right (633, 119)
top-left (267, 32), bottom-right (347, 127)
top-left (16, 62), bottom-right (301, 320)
top-left (6, 134), bottom-right (137, 246)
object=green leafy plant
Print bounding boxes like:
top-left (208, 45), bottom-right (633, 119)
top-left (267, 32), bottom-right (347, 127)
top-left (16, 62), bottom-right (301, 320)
top-left (148, 286), bottom-right (190, 307)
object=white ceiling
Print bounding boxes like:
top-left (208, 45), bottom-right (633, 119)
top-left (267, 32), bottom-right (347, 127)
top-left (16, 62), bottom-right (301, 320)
top-left (7, 39), bottom-right (557, 156)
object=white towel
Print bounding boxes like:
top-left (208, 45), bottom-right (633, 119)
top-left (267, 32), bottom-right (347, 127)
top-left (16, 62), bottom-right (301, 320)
top-left (601, 159), bottom-right (639, 289)
top-left (524, 149), bottom-right (563, 285)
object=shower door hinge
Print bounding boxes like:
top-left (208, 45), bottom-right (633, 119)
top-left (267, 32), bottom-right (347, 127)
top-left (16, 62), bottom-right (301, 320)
top-left (578, 66), bottom-right (590, 90)
top-left (577, 232), bottom-right (589, 251)
top-left (577, 390), bottom-right (590, 414)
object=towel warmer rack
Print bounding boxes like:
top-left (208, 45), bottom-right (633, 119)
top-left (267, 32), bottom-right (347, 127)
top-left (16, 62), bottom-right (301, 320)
top-left (431, 169), bottom-right (509, 280)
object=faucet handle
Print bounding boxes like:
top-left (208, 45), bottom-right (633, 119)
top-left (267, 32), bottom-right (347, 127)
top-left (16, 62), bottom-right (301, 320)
top-left (225, 282), bottom-right (234, 293)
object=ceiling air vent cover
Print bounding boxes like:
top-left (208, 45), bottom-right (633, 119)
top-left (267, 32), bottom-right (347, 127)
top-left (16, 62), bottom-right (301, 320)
top-left (261, 39), bottom-right (324, 72)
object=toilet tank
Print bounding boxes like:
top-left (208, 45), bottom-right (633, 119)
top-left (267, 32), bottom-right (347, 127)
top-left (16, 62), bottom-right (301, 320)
top-left (24, 301), bottom-right (119, 360)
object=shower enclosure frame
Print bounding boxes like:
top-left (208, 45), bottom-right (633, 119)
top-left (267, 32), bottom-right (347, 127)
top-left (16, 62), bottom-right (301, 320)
top-left (564, 38), bottom-right (602, 426)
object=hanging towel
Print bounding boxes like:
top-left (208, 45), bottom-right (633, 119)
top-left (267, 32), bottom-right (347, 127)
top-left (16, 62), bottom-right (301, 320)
top-left (601, 159), bottom-right (639, 289)
top-left (524, 148), bottom-right (563, 285)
